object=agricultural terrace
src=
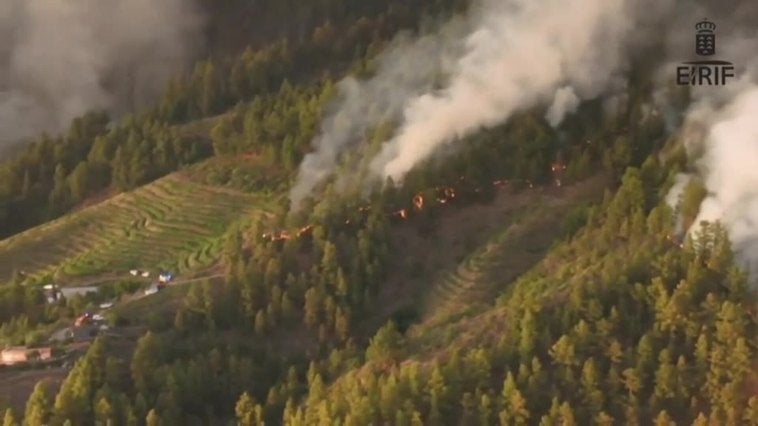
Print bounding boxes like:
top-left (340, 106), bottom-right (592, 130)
top-left (0, 173), bottom-right (272, 285)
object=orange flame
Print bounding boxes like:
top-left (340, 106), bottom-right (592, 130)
top-left (413, 194), bottom-right (425, 210)
top-left (390, 209), bottom-right (408, 220)
top-left (296, 225), bottom-right (314, 238)
top-left (551, 162), bottom-right (567, 172)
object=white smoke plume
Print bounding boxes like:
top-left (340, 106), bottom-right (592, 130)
top-left (288, 18), bottom-right (470, 205)
top-left (666, 173), bottom-right (692, 213)
top-left (673, 86), bottom-right (758, 276)
top-left (0, 0), bottom-right (204, 149)
top-left (664, 10), bottom-right (758, 278)
top-left (370, 0), bottom-right (642, 181)
top-left (546, 86), bottom-right (581, 128)
top-left (290, 0), bottom-right (676, 207)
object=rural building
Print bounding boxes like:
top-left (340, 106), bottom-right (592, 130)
top-left (43, 284), bottom-right (62, 304)
top-left (0, 347), bottom-right (53, 365)
top-left (59, 286), bottom-right (98, 299)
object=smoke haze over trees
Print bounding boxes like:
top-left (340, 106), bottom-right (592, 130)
top-left (290, 0), bottom-right (758, 209)
top-left (0, 0), bottom-right (204, 148)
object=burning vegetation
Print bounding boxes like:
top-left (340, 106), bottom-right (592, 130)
top-left (261, 224), bottom-right (316, 243)
top-left (264, 165), bottom-right (564, 242)
top-left (666, 233), bottom-right (686, 249)
top-left (551, 162), bottom-right (567, 187)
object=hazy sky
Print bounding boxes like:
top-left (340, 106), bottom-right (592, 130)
top-left (0, 0), bottom-right (204, 149)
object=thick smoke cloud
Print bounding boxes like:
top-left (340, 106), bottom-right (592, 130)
top-left (290, 0), bottom-right (674, 207)
top-left (370, 0), bottom-right (639, 181)
top-left (672, 85), bottom-right (758, 276)
top-left (289, 18), bottom-right (469, 205)
top-left (664, 6), bottom-right (758, 278)
top-left (0, 0), bottom-right (204, 148)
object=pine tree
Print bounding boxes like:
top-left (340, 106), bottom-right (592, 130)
top-left (281, 291), bottom-right (296, 321)
top-left (594, 412), bottom-right (614, 426)
top-left (743, 396), bottom-right (758, 425)
top-left (558, 402), bottom-right (577, 426)
top-left (410, 410), bottom-right (424, 426)
top-left (580, 358), bottom-right (604, 413)
top-left (500, 372), bottom-right (529, 425)
top-left (518, 310), bottom-right (537, 360)
top-left (254, 310), bottom-right (267, 335)
top-left (653, 349), bottom-right (676, 403)
top-left (67, 161), bottom-right (90, 202)
top-left (303, 287), bottom-right (321, 329)
top-left (335, 307), bottom-right (351, 341)
top-left (145, 409), bottom-right (161, 426)
top-left (131, 331), bottom-right (162, 396)
top-left (94, 397), bottom-right (115, 426)
top-left (366, 321), bottom-right (403, 362)
top-left (426, 365), bottom-right (448, 426)
top-left (691, 412), bottom-right (708, 426)
top-left (24, 381), bottom-right (52, 426)
top-left (236, 392), bottom-right (263, 426)
top-left (653, 410), bottom-right (674, 426)
top-left (2, 408), bottom-right (18, 426)
top-left (478, 393), bottom-right (492, 426)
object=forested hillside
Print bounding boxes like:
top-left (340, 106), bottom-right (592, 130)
top-left (0, 0), bottom-right (756, 425)
top-left (0, 0), bottom-right (464, 239)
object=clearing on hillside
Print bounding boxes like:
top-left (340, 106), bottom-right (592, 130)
top-left (369, 176), bottom-right (607, 337)
top-left (0, 172), bottom-right (273, 285)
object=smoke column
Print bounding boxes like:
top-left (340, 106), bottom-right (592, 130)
top-left (290, 0), bottom-right (678, 207)
top-left (288, 19), bottom-right (470, 205)
top-left (664, 7), bottom-right (758, 278)
top-left (0, 0), bottom-right (204, 149)
top-left (672, 86), bottom-right (758, 276)
top-left (369, 0), bottom-right (641, 181)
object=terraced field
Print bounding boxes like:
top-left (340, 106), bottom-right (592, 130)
top-left (417, 178), bottom-right (605, 331)
top-left (0, 173), bottom-right (273, 284)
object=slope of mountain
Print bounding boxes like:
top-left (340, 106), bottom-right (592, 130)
top-left (1, 0), bottom-right (757, 425)
top-left (0, 162), bottom-right (275, 285)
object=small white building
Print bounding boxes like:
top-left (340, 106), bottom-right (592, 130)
top-left (59, 286), bottom-right (98, 299)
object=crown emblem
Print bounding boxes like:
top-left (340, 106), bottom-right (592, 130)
top-left (695, 19), bottom-right (716, 56)
top-left (695, 19), bottom-right (716, 33)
